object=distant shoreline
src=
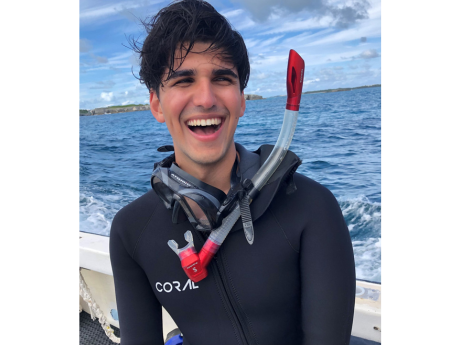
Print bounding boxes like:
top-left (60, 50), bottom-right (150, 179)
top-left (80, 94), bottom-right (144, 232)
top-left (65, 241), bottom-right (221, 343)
top-left (303, 84), bottom-right (381, 95)
top-left (80, 104), bottom-right (150, 116)
top-left (269, 84), bottom-right (381, 98)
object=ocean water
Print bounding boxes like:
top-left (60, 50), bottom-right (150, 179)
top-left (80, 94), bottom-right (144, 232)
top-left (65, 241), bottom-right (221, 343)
top-left (80, 87), bottom-right (381, 282)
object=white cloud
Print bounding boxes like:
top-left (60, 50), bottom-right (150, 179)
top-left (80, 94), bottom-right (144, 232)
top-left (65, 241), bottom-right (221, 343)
top-left (259, 35), bottom-right (284, 48)
top-left (232, 0), bottom-right (370, 27)
top-left (338, 49), bottom-right (380, 61)
top-left (89, 80), bottom-right (116, 89)
top-left (305, 78), bottom-right (320, 85)
top-left (255, 73), bottom-right (268, 80)
top-left (249, 54), bottom-right (288, 69)
top-left (262, 15), bottom-right (333, 35)
top-left (101, 92), bottom-right (113, 101)
top-left (306, 16), bottom-right (380, 47)
top-left (80, 1), bottom-right (146, 20)
top-left (221, 8), bottom-right (245, 19)
top-left (282, 28), bottom-right (335, 45)
top-left (108, 51), bottom-right (134, 68)
top-left (359, 49), bottom-right (380, 59)
top-left (223, 10), bottom-right (256, 31)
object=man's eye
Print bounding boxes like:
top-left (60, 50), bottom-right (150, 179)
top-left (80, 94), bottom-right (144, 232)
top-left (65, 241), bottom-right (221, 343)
top-left (174, 78), bottom-right (193, 85)
top-left (215, 77), bottom-right (233, 83)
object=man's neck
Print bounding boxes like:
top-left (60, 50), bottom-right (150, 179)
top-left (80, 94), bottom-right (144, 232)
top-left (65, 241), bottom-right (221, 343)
top-left (175, 145), bottom-right (238, 194)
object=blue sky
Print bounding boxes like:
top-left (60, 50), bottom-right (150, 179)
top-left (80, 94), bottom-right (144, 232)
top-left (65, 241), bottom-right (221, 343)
top-left (80, 0), bottom-right (381, 110)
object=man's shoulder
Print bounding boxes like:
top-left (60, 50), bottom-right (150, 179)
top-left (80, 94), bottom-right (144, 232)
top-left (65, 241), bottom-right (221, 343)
top-left (266, 172), bottom-right (343, 252)
top-left (110, 189), bottom-right (161, 241)
top-left (292, 172), bottom-right (336, 199)
top-left (274, 171), bottom-right (341, 214)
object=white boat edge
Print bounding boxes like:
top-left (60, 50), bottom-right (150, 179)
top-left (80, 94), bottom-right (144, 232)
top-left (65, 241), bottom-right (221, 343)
top-left (79, 231), bottom-right (381, 343)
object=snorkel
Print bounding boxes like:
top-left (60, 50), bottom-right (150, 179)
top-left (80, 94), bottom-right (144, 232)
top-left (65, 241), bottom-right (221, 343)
top-left (167, 50), bottom-right (305, 282)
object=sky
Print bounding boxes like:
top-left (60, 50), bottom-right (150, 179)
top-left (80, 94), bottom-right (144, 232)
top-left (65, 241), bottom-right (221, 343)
top-left (80, 0), bottom-right (381, 110)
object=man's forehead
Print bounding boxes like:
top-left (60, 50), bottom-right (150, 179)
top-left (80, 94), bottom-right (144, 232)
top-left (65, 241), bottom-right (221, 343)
top-left (172, 42), bottom-right (234, 65)
top-left (161, 47), bottom-right (237, 82)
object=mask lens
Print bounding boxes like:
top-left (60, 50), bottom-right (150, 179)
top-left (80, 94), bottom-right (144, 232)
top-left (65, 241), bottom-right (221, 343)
top-left (183, 195), bottom-right (212, 229)
top-left (152, 176), bottom-right (174, 205)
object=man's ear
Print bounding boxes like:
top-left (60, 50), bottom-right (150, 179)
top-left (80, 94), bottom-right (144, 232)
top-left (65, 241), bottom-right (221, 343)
top-left (150, 90), bottom-right (165, 123)
top-left (240, 90), bottom-right (246, 118)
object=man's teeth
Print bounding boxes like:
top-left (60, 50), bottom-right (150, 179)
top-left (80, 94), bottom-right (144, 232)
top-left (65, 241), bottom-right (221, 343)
top-left (187, 118), bottom-right (222, 126)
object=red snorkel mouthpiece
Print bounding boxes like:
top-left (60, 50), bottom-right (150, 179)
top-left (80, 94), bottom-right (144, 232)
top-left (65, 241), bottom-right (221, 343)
top-left (286, 50), bottom-right (305, 111)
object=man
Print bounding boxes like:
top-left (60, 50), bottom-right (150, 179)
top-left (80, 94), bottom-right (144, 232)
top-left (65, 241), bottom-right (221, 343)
top-left (110, 1), bottom-right (356, 344)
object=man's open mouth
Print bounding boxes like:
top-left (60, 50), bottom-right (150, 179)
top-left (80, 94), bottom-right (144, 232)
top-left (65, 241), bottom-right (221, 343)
top-left (187, 118), bottom-right (223, 135)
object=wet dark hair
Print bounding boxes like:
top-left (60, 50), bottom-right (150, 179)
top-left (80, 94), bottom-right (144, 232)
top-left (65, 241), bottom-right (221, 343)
top-left (132, 0), bottom-right (250, 96)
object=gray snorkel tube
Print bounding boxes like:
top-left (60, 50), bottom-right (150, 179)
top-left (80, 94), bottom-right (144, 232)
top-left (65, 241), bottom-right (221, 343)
top-left (168, 50), bottom-right (305, 283)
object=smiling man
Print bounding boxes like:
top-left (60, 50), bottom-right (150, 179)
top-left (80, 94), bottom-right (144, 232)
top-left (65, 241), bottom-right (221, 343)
top-left (109, 1), bottom-right (356, 345)
top-left (149, 42), bottom-right (246, 193)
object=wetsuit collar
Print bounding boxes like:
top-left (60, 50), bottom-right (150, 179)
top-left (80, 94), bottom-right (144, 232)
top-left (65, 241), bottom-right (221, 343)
top-left (235, 142), bottom-right (260, 181)
top-left (231, 143), bottom-right (302, 233)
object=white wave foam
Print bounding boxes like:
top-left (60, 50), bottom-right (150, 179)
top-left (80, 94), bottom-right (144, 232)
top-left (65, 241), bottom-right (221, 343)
top-left (80, 193), bottom-right (115, 236)
top-left (338, 195), bottom-right (381, 282)
top-left (339, 195), bottom-right (381, 236)
top-left (353, 237), bottom-right (381, 282)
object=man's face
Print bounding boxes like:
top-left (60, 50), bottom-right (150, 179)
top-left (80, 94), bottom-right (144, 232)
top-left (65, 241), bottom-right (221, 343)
top-left (150, 42), bottom-right (245, 169)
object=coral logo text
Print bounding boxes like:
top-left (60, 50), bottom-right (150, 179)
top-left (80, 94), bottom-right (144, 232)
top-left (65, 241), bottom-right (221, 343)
top-left (155, 279), bottom-right (199, 293)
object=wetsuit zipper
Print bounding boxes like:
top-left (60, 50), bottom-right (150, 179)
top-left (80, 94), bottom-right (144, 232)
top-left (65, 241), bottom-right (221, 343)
top-left (193, 229), bottom-right (252, 345)
top-left (213, 254), bottom-right (254, 345)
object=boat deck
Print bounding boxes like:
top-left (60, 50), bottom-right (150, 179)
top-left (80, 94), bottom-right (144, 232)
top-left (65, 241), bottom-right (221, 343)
top-left (80, 311), bottom-right (120, 345)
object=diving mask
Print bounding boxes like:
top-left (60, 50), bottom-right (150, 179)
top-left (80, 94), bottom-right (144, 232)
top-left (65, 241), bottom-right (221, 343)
top-left (151, 156), bottom-right (242, 231)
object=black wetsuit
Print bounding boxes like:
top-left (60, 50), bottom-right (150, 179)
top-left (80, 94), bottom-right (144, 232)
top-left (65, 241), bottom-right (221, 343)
top-left (110, 143), bottom-right (356, 345)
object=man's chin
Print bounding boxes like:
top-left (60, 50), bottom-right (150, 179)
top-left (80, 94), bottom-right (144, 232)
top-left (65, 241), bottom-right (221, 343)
top-left (185, 144), bottom-right (234, 167)
top-left (188, 152), bottom-right (226, 166)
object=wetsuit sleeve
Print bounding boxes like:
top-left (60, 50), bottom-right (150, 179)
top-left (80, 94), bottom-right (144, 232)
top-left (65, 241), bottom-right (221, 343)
top-left (110, 213), bottom-right (164, 345)
top-left (300, 184), bottom-right (356, 345)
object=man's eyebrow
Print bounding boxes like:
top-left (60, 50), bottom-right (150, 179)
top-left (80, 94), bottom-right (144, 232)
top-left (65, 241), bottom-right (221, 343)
top-left (213, 69), bottom-right (238, 79)
top-left (166, 68), bottom-right (238, 81)
top-left (168, 69), bottom-right (195, 81)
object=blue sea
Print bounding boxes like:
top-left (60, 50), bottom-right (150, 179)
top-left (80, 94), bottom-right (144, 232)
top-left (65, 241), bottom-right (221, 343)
top-left (80, 87), bottom-right (381, 283)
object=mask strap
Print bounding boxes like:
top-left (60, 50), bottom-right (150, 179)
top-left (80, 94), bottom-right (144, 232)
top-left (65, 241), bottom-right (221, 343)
top-left (171, 200), bottom-right (181, 224)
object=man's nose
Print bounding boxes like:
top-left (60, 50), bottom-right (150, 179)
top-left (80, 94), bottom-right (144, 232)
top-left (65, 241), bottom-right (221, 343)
top-left (192, 80), bottom-right (216, 109)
